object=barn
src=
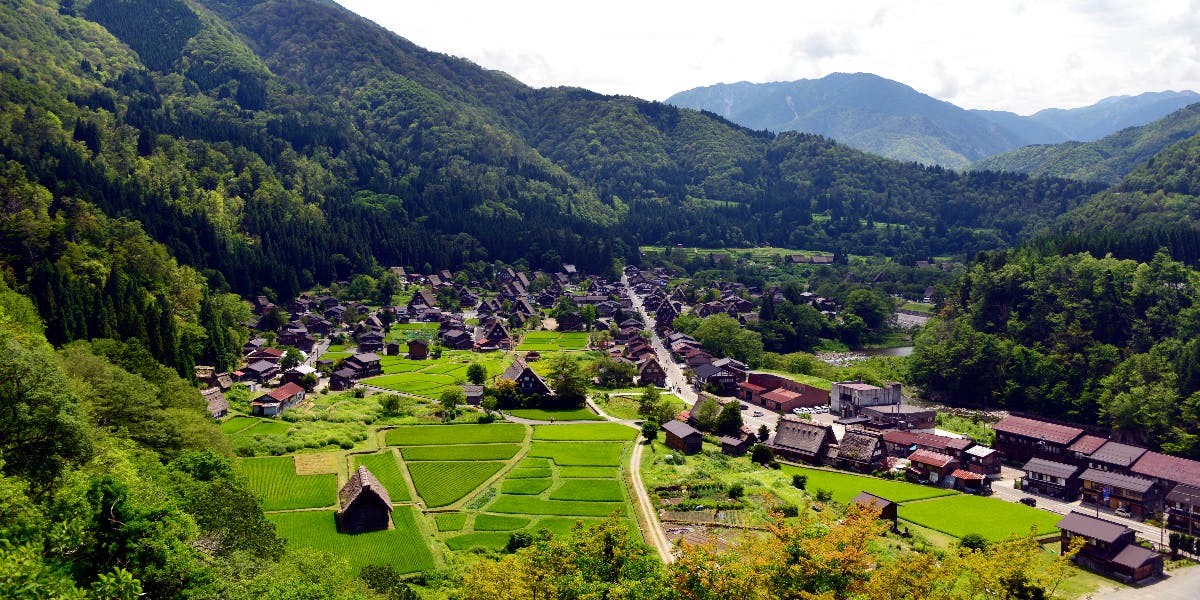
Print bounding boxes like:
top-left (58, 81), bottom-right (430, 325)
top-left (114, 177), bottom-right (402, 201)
top-left (336, 466), bottom-right (393, 534)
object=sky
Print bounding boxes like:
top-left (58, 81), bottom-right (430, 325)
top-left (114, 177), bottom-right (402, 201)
top-left (334, 0), bottom-right (1200, 115)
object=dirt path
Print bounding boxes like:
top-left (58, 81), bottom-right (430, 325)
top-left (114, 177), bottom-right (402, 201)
top-left (630, 440), bottom-right (674, 563)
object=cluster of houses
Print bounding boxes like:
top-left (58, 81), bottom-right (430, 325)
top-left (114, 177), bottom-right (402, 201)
top-left (996, 414), bottom-right (1200, 533)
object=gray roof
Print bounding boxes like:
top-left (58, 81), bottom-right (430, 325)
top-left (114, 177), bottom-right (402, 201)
top-left (692, 363), bottom-right (728, 380)
top-left (1079, 468), bottom-right (1155, 493)
top-left (852, 491), bottom-right (896, 510)
top-left (1022, 457), bottom-right (1079, 480)
top-left (772, 416), bottom-right (834, 457)
top-left (1089, 441), bottom-right (1147, 468)
top-left (1112, 543), bottom-right (1161, 570)
top-left (1166, 483), bottom-right (1200, 505)
top-left (338, 465), bottom-right (393, 512)
top-left (1056, 511), bottom-right (1131, 544)
top-left (662, 419), bottom-right (700, 439)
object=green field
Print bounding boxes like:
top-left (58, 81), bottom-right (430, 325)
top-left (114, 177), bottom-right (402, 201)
top-left (516, 458), bottom-right (550, 468)
top-left (757, 371), bottom-right (834, 390)
top-left (487, 495), bottom-right (626, 517)
top-left (558, 466), bottom-right (617, 478)
top-left (407, 461), bottom-right (506, 507)
top-left (506, 407), bottom-right (604, 421)
top-left (501, 478), bottom-right (553, 495)
top-left (516, 331), bottom-right (589, 351)
top-left (528, 442), bottom-right (625, 466)
top-left (366, 351), bottom-right (509, 395)
top-left (508, 467), bottom-right (553, 479)
top-left (401, 444), bottom-right (522, 461)
top-left (899, 495), bottom-right (1062, 542)
top-left (532, 423), bottom-right (638, 441)
top-left (268, 507), bottom-right (434, 574)
top-left (434, 512), bottom-right (467, 532)
top-left (780, 465), bottom-right (958, 504)
top-left (549, 479), bottom-right (624, 502)
top-left (239, 420), bottom-right (293, 437)
top-left (352, 451), bottom-right (411, 502)
top-left (445, 531), bottom-right (512, 552)
top-left (385, 423), bottom-right (527, 446)
top-left (241, 456), bottom-right (337, 511)
top-left (595, 393), bottom-right (685, 421)
top-left (474, 514), bottom-right (531, 531)
top-left (219, 416), bottom-right (257, 434)
top-left (901, 302), bottom-right (935, 314)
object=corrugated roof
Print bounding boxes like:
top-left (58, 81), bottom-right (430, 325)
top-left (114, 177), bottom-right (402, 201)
top-left (662, 419), bottom-right (700, 439)
top-left (908, 449), bottom-right (956, 468)
top-left (1088, 441), bottom-right (1147, 468)
top-left (1056, 512), bottom-right (1130, 544)
top-left (1067, 434), bottom-right (1108, 456)
top-left (951, 469), bottom-right (984, 481)
top-left (1131, 451), bottom-right (1200, 488)
top-left (267, 382), bottom-right (305, 401)
top-left (992, 415), bottom-right (1084, 446)
top-left (1022, 457), bottom-right (1079, 480)
top-left (1079, 468), bottom-right (1155, 493)
top-left (1111, 543), bottom-right (1161, 570)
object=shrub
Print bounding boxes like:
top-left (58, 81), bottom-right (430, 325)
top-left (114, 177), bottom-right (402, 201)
top-left (641, 421), bottom-right (659, 441)
top-left (792, 474), bottom-right (807, 489)
top-left (778, 504), bottom-right (799, 517)
top-left (750, 444), bottom-right (774, 465)
top-left (727, 483), bottom-right (745, 499)
top-left (506, 531), bottom-right (533, 553)
top-left (959, 533), bottom-right (988, 552)
top-left (814, 488), bottom-right (833, 502)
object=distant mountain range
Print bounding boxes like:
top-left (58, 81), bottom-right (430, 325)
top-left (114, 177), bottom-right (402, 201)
top-left (665, 74), bottom-right (1199, 168)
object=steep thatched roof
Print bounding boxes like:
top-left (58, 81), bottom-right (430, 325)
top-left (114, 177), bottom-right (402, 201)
top-left (338, 465), bottom-right (392, 512)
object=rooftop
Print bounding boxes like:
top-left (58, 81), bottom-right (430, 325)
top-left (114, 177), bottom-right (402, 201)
top-left (1078, 468), bottom-right (1155, 493)
top-left (908, 449), bottom-right (956, 468)
top-left (1088, 441), bottom-right (1148, 468)
top-left (1056, 512), bottom-right (1131, 545)
top-left (1067, 434), bottom-right (1108, 456)
top-left (992, 415), bottom-right (1084, 446)
top-left (1131, 451), bottom-right (1200, 488)
top-left (1022, 457), bottom-right (1080, 480)
top-left (662, 419), bottom-right (700, 439)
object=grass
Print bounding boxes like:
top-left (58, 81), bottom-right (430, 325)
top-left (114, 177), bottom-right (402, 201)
top-left (501, 478), bottom-right (553, 495)
top-left (559, 466), bottom-right (617, 478)
top-left (407, 461), bottom-right (507, 507)
top-left (352, 451), bottom-right (411, 502)
top-left (898, 495), bottom-right (1062, 542)
top-left (516, 331), bottom-right (590, 352)
top-left (517, 458), bottom-right (551, 468)
top-left (401, 444), bottom-right (522, 461)
top-left (506, 407), bottom-right (604, 421)
top-left (594, 393), bottom-right (685, 421)
top-left (474, 514), bottom-right (531, 531)
top-left (385, 423), bottom-right (527, 446)
top-left (366, 351), bottom-right (509, 396)
top-left (241, 456), bottom-right (337, 511)
top-left (508, 468), bottom-right (553, 479)
top-left (487, 495), bottom-right (627, 517)
top-left (528, 442), bottom-right (625, 466)
top-left (220, 416), bottom-right (257, 434)
top-left (434, 512), bottom-right (468, 532)
top-left (935, 413), bottom-right (997, 446)
top-left (757, 370), bottom-right (834, 390)
top-left (268, 507), bottom-right (434, 574)
top-left (780, 465), bottom-right (959, 505)
top-left (445, 531), bottom-right (512, 551)
top-left (900, 302), bottom-right (935, 314)
top-left (549, 479), bottom-right (625, 502)
top-left (532, 423), bottom-right (638, 441)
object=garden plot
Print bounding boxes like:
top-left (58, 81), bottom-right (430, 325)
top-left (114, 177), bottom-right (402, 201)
top-left (241, 456), bottom-right (337, 511)
top-left (268, 507), bottom-right (434, 574)
top-left (386, 423), bottom-right (526, 446)
top-left (407, 461), bottom-right (506, 507)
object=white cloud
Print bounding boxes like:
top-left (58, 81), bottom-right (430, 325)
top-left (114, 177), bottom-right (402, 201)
top-left (335, 0), bottom-right (1200, 114)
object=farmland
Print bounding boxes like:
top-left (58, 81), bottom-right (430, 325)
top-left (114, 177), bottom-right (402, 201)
top-left (434, 512), bottom-right (467, 531)
top-left (501, 478), bottom-right (552, 494)
top-left (268, 507), bottom-right (434, 574)
top-left (351, 451), bottom-right (411, 502)
top-left (505, 407), bottom-right (605, 421)
top-left (780, 465), bottom-right (959, 504)
top-left (527, 441), bottom-right (625, 466)
top-left (364, 351), bottom-right (509, 396)
top-left (400, 444), bottom-right (522, 461)
top-left (241, 456), bottom-right (337, 511)
top-left (532, 423), bottom-right (638, 441)
top-left (487, 495), bottom-right (627, 517)
top-left (898, 495), bottom-right (1062, 542)
top-left (407, 461), bottom-right (507, 507)
top-left (515, 331), bottom-right (590, 351)
top-left (549, 479), bottom-right (625, 502)
top-left (385, 423), bottom-right (527, 446)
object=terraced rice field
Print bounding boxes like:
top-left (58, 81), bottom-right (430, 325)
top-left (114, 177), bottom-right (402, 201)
top-left (474, 514), bottom-right (531, 531)
top-left (241, 456), bottom-right (337, 511)
top-left (532, 423), bottom-right (638, 441)
top-left (527, 441), bottom-right (625, 466)
top-left (434, 512), bottom-right (467, 532)
top-left (501, 478), bottom-right (553, 495)
top-left (549, 479), bottom-right (624, 502)
top-left (780, 465), bottom-right (959, 504)
top-left (400, 444), bottom-right (522, 461)
top-left (506, 407), bottom-right (605, 421)
top-left (407, 461), bottom-right (506, 507)
top-left (558, 466), bottom-right (617, 478)
top-left (487, 495), bottom-right (626, 517)
top-left (351, 451), bottom-right (411, 502)
top-left (507, 467), bottom-right (553, 479)
top-left (268, 507), bottom-right (434, 574)
top-left (385, 423), bottom-right (527, 446)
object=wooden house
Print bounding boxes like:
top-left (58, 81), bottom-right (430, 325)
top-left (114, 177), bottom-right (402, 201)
top-left (1079, 468), bottom-right (1159, 519)
top-left (906, 449), bottom-right (959, 485)
top-left (637, 357), bottom-right (667, 387)
top-left (500, 357), bottom-right (551, 397)
top-left (1056, 512), bottom-right (1162, 583)
top-left (830, 430), bottom-right (884, 473)
top-left (337, 466), bottom-right (393, 534)
top-left (770, 416), bottom-right (836, 464)
top-left (992, 415), bottom-right (1085, 464)
top-left (663, 419), bottom-right (702, 455)
top-left (203, 387), bottom-right (229, 419)
top-left (407, 338), bottom-right (429, 359)
top-left (343, 353), bottom-right (382, 378)
top-left (251, 382), bottom-right (306, 417)
top-left (1021, 458), bottom-right (1082, 500)
top-left (851, 491), bottom-right (898, 528)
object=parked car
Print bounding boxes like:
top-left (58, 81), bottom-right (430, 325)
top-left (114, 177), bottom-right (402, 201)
top-left (1115, 507), bottom-right (1131, 518)
top-left (1019, 497), bottom-right (1036, 507)
top-left (753, 411), bottom-right (763, 417)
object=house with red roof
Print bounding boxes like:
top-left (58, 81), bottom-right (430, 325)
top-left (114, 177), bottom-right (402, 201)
top-left (906, 449), bottom-right (959, 485)
top-left (251, 382), bottom-right (306, 417)
top-left (992, 415), bottom-right (1085, 464)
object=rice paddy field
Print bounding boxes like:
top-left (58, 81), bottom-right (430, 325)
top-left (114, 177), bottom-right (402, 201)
top-left (527, 441), bottom-right (625, 466)
top-left (240, 456), bottom-right (337, 511)
top-left (364, 351), bottom-right (509, 396)
top-left (400, 444), bottom-right (523, 461)
top-left (780, 465), bottom-right (959, 504)
top-left (532, 423), bottom-right (638, 441)
top-left (268, 507), bottom-right (434, 574)
top-left (351, 451), bottom-right (411, 502)
top-left (898, 494), bottom-right (1062, 542)
top-left (515, 331), bottom-right (590, 351)
top-left (505, 407), bottom-right (605, 421)
top-left (385, 423), bottom-right (527, 446)
top-left (407, 461), bottom-right (507, 507)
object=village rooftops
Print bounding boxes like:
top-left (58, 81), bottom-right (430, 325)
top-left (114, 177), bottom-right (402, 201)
top-left (1078, 468), bottom-right (1155, 493)
top-left (1068, 434), bottom-right (1109, 456)
top-left (992, 415), bottom-right (1084, 446)
top-left (1056, 511), bottom-right (1130, 545)
top-left (1131, 451), bottom-right (1200, 488)
top-left (1022, 457), bottom-right (1080, 480)
top-left (1088, 441), bottom-right (1148, 468)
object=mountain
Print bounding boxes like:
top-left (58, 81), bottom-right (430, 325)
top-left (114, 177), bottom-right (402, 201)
top-left (970, 103), bottom-right (1200, 184)
top-left (664, 73), bottom-right (1027, 168)
top-left (1032, 90), bottom-right (1199, 141)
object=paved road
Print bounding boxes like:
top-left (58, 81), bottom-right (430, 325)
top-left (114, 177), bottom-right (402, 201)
top-left (1091, 564), bottom-right (1200, 599)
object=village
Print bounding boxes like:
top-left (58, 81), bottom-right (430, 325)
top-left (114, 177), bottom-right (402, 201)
top-left (196, 257), bottom-right (1200, 594)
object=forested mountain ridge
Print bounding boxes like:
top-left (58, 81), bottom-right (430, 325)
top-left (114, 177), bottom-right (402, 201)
top-left (970, 103), bottom-right (1200, 184)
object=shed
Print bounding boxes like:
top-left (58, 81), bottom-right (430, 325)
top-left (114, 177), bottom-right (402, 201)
top-left (663, 419), bottom-right (702, 455)
top-left (851, 491), bottom-right (898, 527)
top-left (337, 466), bottom-right (393, 534)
